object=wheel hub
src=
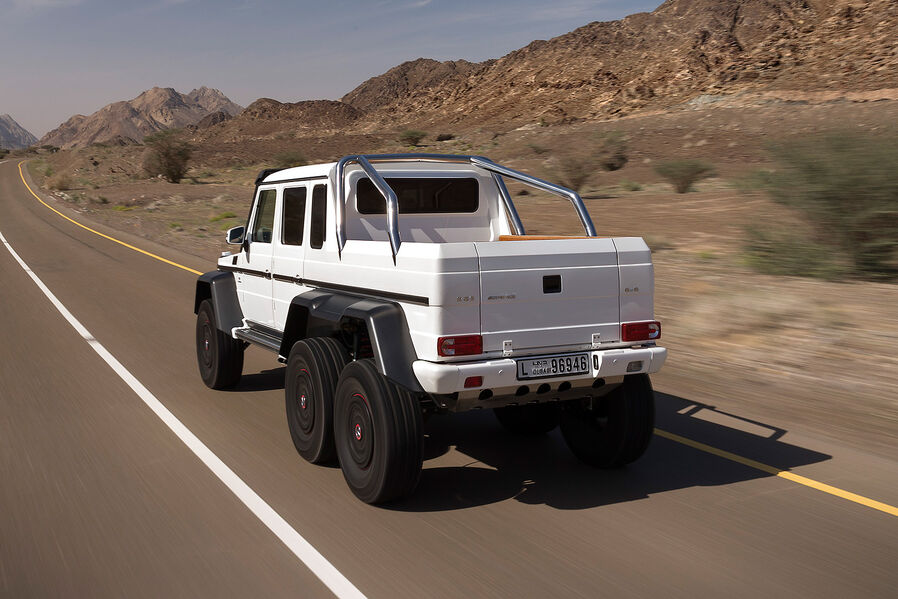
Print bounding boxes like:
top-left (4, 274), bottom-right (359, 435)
top-left (294, 373), bottom-right (314, 434)
top-left (201, 323), bottom-right (213, 368)
top-left (346, 394), bottom-right (373, 469)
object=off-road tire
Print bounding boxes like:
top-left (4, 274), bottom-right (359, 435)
top-left (560, 374), bottom-right (655, 468)
top-left (334, 359), bottom-right (423, 504)
top-left (285, 338), bottom-right (350, 464)
top-left (196, 299), bottom-right (244, 389)
top-left (494, 403), bottom-right (560, 435)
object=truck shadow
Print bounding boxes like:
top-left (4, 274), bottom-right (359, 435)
top-left (220, 368), bottom-right (285, 393)
top-left (388, 392), bottom-right (831, 512)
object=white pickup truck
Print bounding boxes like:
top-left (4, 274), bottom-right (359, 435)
top-left (194, 153), bottom-right (666, 503)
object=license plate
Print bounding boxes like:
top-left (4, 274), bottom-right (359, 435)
top-left (517, 353), bottom-right (590, 380)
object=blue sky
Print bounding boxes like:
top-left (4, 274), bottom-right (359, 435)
top-left (0, 0), bottom-right (662, 137)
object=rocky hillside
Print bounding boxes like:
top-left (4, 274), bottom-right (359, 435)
top-left (191, 98), bottom-right (363, 145)
top-left (41, 87), bottom-right (243, 149)
top-left (0, 114), bottom-right (38, 149)
top-left (342, 0), bottom-right (898, 131)
top-left (342, 59), bottom-right (479, 112)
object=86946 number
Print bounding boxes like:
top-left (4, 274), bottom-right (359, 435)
top-left (516, 353), bottom-right (590, 379)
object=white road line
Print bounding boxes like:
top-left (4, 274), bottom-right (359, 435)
top-left (0, 230), bottom-right (367, 599)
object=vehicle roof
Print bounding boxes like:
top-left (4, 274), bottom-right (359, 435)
top-left (261, 162), bottom-right (336, 184)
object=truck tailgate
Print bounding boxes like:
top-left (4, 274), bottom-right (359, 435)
top-left (474, 238), bottom-right (621, 354)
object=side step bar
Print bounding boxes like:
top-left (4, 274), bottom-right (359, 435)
top-left (234, 326), bottom-right (281, 353)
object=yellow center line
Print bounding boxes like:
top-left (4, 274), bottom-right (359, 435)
top-left (654, 428), bottom-right (898, 517)
top-left (15, 160), bottom-right (897, 519)
top-left (16, 161), bottom-right (202, 276)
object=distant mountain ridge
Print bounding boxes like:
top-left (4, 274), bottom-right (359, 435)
top-left (0, 114), bottom-right (38, 150)
top-left (46, 0), bottom-right (897, 152)
top-left (41, 86), bottom-right (242, 149)
top-left (336, 0), bottom-right (898, 130)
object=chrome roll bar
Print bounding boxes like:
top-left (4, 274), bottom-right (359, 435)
top-left (332, 153), bottom-right (597, 261)
top-left (469, 156), bottom-right (597, 237)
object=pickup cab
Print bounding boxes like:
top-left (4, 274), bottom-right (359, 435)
top-left (195, 153), bottom-right (666, 503)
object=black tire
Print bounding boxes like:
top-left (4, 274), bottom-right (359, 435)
top-left (285, 338), bottom-right (349, 464)
top-left (560, 374), bottom-right (655, 468)
top-left (494, 403), bottom-right (560, 435)
top-left (333, 359), bottom-right (423, 504)
top-left (196, 299), bottom-right (244, 389)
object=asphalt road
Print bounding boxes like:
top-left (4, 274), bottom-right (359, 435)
top-left (1, 159), bottom-right (896, 598)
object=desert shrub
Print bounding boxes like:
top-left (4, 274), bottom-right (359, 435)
top-left (744, 225), bottom-right (847, 279)
top-left (548, 131), bottom-right (631, 193)
top-left (654, 160), bottom-right (715, 193)
top-left (620, 180), bottom-right (642, 191)
top-left (274, 151), bottom-right (307, 168)
top-left (399, 129), bottom-right (427, 146)
top-left (596, 131), bottom-right (628, 171)
top-left (750, 132), bottom-right (898, 279)
top-left (552, 153), bottom-right (593, 193)
top-left (142, 129), bottom-right (192, 183)
top-left (435, 133), bottom-right (455, 141)
top-left (0, 147), bottom-right (8, 159)
top-left (49, 173), bottom-right (72, 190)
top-left (528, 144), bottom-right (550, 155)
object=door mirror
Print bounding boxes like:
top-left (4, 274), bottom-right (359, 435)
top-left (226, 225), bottom-right (245, 245)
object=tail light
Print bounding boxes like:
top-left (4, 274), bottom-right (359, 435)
top-left (621, 321), bottom-right (661, 342)
top-left (438, 335), bottom-right (483, 357)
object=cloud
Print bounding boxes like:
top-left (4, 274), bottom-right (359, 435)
top-left (408, 0), bottom-right (432, 7)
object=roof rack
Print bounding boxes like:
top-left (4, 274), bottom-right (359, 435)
top-left (332, 153), bottom-right (598, 263)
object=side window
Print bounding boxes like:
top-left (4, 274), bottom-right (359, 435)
top-left (251, 189), bottom-right (276, 243)
top-left (282, 186), bottom-right (306, 246)
top-left (310, 184), bottom-right (327, 249)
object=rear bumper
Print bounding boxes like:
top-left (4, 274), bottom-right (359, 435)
top-left (412, 346), bottom-right (667, 395)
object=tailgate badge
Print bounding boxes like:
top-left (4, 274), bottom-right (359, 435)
top-left (502, 340), bottom-right (513, 357)
top-left (592, 333), bottom-right (602, 348)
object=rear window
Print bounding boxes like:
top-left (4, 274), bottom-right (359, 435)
top-left (357, 177), bottom-right (478, 214)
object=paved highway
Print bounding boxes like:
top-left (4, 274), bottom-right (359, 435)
top-left (1, 159), bottom-right (896, 598)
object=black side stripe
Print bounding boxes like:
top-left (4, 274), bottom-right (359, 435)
top-left (218, 267), bottom-right (429, 305)
top-left (219, 265), bottom-right (271, 279)
top-left (303, 279), bottom-right (430, 306)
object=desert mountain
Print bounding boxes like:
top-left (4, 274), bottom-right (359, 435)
top-left (180, 0), bottom-right (898, 153)
top-left (342, 59), bottom-right (479, 113)
top-left (185, 86), bottom-right (243, 117)
top-left (41, 87), bottom-right (242, 149)
top-left (0, 114), bottom-right (38, 150)
top-left (340, 0), bottom-right (898, 130)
